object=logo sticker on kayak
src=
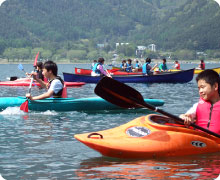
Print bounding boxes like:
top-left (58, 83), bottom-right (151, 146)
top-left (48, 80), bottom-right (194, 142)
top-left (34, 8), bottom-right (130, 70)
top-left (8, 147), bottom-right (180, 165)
top-left (126, 126), bottom-right (151, 137)
top-left (191, 141), bottom-right (206, 148)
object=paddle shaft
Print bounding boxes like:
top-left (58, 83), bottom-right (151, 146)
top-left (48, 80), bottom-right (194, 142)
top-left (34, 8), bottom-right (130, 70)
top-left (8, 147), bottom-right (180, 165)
top-left (95, 77), bottom-right (220, 138)
top-left (135, 100), bottom-right (220, 138)
top-left (20, 52), bottom-right (39, 112)
top-left (28, 77), bottom-right (34, 93)
top-left (103, 65), bottom-right (111, 77)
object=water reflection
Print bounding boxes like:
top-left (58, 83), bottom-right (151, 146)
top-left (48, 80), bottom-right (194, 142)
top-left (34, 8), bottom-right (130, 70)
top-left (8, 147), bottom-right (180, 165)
top-left (1, 63), bottom-right (220, 179)
top-left (75, 153), bottom-right (220, 180)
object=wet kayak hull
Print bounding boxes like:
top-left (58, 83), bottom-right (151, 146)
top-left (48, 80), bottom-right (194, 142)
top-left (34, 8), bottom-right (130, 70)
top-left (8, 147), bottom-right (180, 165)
top-left (0, 78), bottom-right (85, 87)
top-left (0, 97), bottom-right (164, 112)
top-left (75, 114), bottom-right (220, 158)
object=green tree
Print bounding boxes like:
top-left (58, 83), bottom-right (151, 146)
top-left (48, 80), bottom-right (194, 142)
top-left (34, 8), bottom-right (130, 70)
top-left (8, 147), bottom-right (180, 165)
top-left (41, 50), bottom-right (52, 60)
top-left (173, 49), bottom-right (196, 60)
top-left (3, 48), bottom-right (12, 62)
top-left (145, 50), bottom-right (159, 59)
top-left (67, 50), bottom-right (87, 60)
top-left (86, 50), bottom-right (99, 60)
top-left (17, 48), bottom-right (30, 61)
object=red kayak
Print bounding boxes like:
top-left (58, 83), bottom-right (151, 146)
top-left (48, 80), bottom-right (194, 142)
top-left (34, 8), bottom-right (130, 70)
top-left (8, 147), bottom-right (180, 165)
top-left (0, 78), bottom-right (85, 87)
top-left (75, 67), bottom-right (142, 75)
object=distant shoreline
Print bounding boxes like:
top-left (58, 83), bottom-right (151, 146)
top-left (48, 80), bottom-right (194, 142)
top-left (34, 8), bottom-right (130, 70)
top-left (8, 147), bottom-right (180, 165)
top-left (0, 58), bottom-right (219, 65)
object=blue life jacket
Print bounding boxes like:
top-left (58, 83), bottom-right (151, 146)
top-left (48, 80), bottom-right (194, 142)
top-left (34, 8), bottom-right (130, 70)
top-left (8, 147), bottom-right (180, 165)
top-left (135, 63), bottom-right (139, 68)
top-left (126, 63), bottom-right (132, 72)
top-left (142, 62), bottom-right (150, 74)
top-left (92, 63), bottom-right (101, 74)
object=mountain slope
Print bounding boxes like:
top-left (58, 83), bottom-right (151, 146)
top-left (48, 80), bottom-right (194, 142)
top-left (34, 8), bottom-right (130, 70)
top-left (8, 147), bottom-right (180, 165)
top-left (0, 0), bottom-right (219, 52)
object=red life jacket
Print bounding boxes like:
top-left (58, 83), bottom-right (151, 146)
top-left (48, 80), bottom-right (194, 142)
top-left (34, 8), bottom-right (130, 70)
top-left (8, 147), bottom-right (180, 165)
top-left (196, 98), bottom-right (220, 134)
top-left (201, 62), bottom-right (205, 70)
top-left (176, 63), bottom-right (180, 70)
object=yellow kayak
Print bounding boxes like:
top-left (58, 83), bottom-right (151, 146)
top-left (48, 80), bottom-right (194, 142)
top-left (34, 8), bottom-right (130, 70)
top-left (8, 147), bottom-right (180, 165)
top-left (170, 67), bottom-right (220, 74)
top-left (113, 66), bottom-right (220, 74)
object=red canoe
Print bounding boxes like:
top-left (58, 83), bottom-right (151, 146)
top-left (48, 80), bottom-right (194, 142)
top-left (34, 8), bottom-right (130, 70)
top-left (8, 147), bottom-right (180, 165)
top-left (75, 67), bottom-right (142, 75)
top-left (0, 78), bottom-right (85, 87)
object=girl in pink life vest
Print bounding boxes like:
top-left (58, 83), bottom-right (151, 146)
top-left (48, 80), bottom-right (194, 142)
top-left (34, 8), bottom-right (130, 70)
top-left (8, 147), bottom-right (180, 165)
top-left (179, 69), bottom-right (220, 134)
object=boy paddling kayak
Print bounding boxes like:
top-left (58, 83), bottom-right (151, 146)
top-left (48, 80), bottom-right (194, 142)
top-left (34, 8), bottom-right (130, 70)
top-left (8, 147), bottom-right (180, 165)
top-left (26, 60), bottom-right (66, 100)
top-left (180, 69), bottom-right (220, 134)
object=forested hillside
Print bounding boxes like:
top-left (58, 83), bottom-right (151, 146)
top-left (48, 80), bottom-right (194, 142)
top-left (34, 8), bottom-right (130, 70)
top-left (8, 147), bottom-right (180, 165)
top-left (0, 0), bottom-right (219, 61)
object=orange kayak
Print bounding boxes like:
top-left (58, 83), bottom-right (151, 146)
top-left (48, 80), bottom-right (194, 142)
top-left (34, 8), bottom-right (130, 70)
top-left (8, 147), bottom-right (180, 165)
top-left (75, 114), bottom-right (220, 159)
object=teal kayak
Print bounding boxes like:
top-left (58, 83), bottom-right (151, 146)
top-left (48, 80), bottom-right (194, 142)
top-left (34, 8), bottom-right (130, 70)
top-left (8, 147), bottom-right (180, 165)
top-left (0, 97), bottom-right (164, 112)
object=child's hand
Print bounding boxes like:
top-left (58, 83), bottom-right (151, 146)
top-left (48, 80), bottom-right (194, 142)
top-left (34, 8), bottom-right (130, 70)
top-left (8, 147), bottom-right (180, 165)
top-left (179, 114), bottom-right (195, 126)
top-left (30, 72), bottom-right (37, 80)
top-left (26, 93), bottom-right (33, 100)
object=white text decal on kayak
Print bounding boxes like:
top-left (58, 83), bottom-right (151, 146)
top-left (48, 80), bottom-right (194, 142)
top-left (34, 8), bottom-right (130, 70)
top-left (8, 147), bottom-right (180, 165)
top-left (126, 126), bottom-right (151, 137)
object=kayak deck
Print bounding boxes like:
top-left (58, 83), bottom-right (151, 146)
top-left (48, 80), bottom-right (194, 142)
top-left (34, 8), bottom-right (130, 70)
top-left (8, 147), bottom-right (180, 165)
top-left (75, 114), bottom-right (220, 159)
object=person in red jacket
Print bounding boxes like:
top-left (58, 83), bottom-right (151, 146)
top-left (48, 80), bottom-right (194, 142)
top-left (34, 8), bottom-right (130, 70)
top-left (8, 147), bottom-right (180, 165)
top-left (197, 59), bottom-right (205, 70)
top-left (179, 69), bottom-right (220, 134)
top-left (173, 60), bottom-right (180, 70)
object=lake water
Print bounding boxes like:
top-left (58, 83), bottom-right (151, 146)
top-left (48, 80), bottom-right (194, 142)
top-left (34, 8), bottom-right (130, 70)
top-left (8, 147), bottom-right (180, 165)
top-left (0, 62), bottom-right (220, 180)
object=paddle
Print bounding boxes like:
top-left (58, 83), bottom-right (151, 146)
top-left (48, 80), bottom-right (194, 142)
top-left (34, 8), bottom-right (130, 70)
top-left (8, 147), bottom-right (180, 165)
top-left (20, 52), bottom-right (39, 112)
top-left (19, 77), bottom-right (34, 112)
top-left (103, 65), bottom-right (112, 77)
top-left (94, 77), bottom-right (220, 138)
top-left (17, 63), bottom-right (37, 86)
top-left (18, 64), bottom-right (27, 74)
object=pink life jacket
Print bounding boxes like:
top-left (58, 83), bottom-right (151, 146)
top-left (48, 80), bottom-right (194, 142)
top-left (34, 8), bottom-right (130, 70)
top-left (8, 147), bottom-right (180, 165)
top-left (196, 98), bottom-right (220, 134)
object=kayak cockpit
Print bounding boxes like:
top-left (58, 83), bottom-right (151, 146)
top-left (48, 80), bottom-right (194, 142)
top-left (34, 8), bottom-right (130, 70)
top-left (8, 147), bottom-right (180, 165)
top-left (148, 114), bottom-right (184, 126)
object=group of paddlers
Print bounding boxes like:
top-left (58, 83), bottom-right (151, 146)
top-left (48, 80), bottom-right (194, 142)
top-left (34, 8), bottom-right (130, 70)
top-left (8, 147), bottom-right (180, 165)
top-left (91, 57), bottom-right (206, 77)
top-left (90, 57), bottom-right (170, 77)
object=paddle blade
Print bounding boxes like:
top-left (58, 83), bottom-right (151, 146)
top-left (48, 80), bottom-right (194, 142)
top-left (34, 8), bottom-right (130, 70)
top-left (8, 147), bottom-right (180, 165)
top-left (94, 77), bottom-right (145, 108)
top-left (34, 52), bottom-right (39, 67)
top-left (18, 64), bottom-right (24, 71)
top-left (20, 100), bottom-right (29, 112)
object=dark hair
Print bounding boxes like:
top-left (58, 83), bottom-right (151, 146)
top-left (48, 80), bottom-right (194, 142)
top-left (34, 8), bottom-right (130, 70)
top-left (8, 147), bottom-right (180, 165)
top-left (163, 58), bottom-right (166, 62)
top-left (98, 57), bottom-right (105, 63)
top-left (43, 60), bottom-right (58, 76)
top-left (127, 59), bottom-right (132, 63)
top-left (36, 62), bottom-right (43, 69)
top-left (196, 69), bottom-right (220, 94)
top-left (145, 58), bottom-right (151, 63)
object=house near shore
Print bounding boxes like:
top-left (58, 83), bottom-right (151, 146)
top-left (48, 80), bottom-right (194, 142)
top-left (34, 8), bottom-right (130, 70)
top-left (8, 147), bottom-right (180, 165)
top-left (136, 44), bottom-right (156, 58)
